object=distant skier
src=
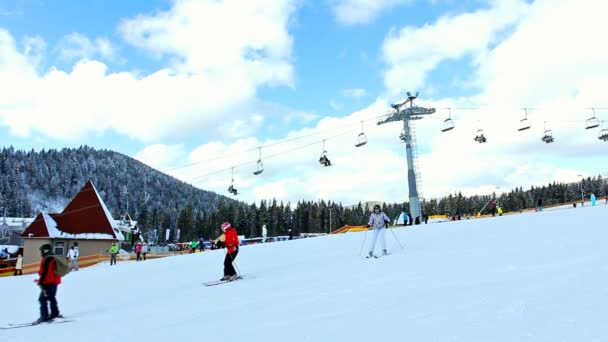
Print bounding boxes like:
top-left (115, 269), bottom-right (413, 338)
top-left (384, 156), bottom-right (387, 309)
top-left (262, 224), bottom-right (268, 243)
top-left (216, 222), bottom-right (240, 281)
top-left (605, 194), bottom-right (608, 205)
top-left (135, 242), bottom-right (143, 261)
top-left (489, 199), bottom-right (496, 217)
top-left (108, 242), bottom-right (119, 265)
top-left (536, 197), bottom-right (543, 211)
top-left (590, 193), bottom-right (596, 206)
top-left (66, 245), bottom-right (79, 271)
top-left (34, 244), bottom-right (63, 323)
top-left (366, 204), bottom-right (391, 258)
top-left (288, 229), bottom-right (294, 240)
top-left (497, 207), bottom-right (503, 216)
top-left (14, 254), bottom-right (23, 276)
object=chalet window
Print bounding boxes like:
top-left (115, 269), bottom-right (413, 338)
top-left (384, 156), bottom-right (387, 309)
top-left (54, 241), bottom-right (65, 257)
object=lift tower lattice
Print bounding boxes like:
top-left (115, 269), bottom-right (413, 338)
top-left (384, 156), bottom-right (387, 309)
top-left (377, 92), bottom-right (435, 223)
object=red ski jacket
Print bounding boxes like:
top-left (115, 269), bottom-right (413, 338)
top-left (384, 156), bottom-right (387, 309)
top-left (224, 227), bottom-right (239, 253)
top-left (38, 256), bottom-right (61, 285)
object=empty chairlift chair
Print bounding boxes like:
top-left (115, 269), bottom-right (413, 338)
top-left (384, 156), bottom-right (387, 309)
top-left (253, 147), bottom-right (264, 175)
top-left (441, 108), bottom-right (455, 132)
top-left (541, 121), bottom-right (554, 143)
top-left (355, 121), bottom-right (367, 147)
top-left (586, 108), bottom-right (600, 129)
top-left (518, 108), bottom-right (531, 131)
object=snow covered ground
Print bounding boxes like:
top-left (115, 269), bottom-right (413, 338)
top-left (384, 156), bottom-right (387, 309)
top-left (1, 203), bottom-right (607, 341)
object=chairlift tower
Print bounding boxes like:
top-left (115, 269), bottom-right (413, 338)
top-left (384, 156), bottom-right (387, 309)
top-left (378, 92), bottom-right (435, 223)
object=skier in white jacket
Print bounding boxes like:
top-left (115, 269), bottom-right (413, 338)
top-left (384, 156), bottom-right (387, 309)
top-left (366, 204), bottom-right (391, 258)
top-left (66, 246), bottom-right (79, 271)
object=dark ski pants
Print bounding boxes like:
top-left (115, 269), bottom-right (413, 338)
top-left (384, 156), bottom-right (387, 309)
top-left (39, 284), bottom-right (60, 319)
top-left (110, 253), bottom-right (117, 265)
top-left (14, 269), bottom-right (22, 276)
top-left (136, 252), bottom-right (141, 261)
top-left (223, 249), bottom-right (238, 277)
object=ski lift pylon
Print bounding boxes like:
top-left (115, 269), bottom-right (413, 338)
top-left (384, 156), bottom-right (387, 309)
top-left (253, 147), bottom-right (264, 175)
top-left (355, 121), bottom-right (367, 147)
top-left (586, 108), bottom-right (600, 129)
top-left (518, 108), bottom-right (531, 131)
top-left (441, 108), bottom-right (455, 132)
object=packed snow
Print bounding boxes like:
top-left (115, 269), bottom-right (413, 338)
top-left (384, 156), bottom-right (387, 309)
top-left (1, 203), bottom-right (607, 341)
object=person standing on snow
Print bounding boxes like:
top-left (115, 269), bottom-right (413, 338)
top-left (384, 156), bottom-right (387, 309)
top-left (108, 242), bottom-right (119, 265)
top-left (262, 224), bottom-right (268, 243)
top-left (66, 245), bottom-right (79, 271)
top-left (366, 204), bottom-right (391, 258)
top-left (216, 222), bottom-right (240, 281)
top-left (590, 193), bottom-right (596, 206)
top-left (35, 244), bottom-right (63, 323)
top-left (14, 254), bottom-right (23, 276)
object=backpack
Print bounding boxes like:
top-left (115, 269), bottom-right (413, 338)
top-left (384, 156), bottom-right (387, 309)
top-left (53, 256), bottom-right (71, 278)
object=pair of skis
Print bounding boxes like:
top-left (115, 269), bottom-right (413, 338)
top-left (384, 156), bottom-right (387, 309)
top-left (366, 252), bottom-right (391, 259)
top-left (1, 317), bottom-right (73, 330)
top-left (203, 274), bottom-right (250, 287)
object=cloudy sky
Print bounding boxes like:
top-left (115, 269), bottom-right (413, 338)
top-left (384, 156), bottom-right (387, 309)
top-left (1, 0), bottom-right (607, 206)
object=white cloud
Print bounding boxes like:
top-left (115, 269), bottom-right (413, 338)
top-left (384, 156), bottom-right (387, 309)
top-left (382, 0), bottom-right (530, 94)
top-left (342, 88), bottom-right (367, 98)
top-left (329, 0), bottom-right (412, 25)
top-left (0, 0), bottom-right (297, 142)
top-left (57, 33), bottom-right (115, 61)
top-left (134, 144), bottom-right (186, 170)
top-left (379, 0), bottom-right (608, 201)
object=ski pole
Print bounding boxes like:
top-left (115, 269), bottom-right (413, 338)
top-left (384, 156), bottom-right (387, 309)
top-left (388, 227), bottom-right (405, 250)
top-left (359, 228), bottom-right (369, 256)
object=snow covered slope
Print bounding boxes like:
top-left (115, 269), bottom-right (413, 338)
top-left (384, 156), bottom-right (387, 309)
top-left (1, 204), bottom-right (607, 341)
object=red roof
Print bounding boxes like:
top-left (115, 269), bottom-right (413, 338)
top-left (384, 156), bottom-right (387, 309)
top-left (22, 181), bottom-right (117, 238)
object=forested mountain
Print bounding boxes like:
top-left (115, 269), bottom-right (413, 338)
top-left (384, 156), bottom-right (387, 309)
top-left (1, 146), bottom-right (606, 242)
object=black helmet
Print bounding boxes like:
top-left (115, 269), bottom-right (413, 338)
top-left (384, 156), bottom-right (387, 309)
top-left (373, 204), bottom-right (381, 211)
top-left (39, 243), bottom-right (53, 256)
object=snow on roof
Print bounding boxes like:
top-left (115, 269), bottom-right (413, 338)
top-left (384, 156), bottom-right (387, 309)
top-left (41, 212), bottom-right (115, 240)
top-left (90, 181), bottom-right (119, 232)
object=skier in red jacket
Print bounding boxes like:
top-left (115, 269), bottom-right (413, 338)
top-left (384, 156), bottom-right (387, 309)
top-left (34, 244), bottom-right (62, 323)
top-left (218, 222), bottom-right (240, 281)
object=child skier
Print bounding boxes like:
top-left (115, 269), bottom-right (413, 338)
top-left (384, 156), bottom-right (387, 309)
top-left (34, 244), bottom-right (63, 323)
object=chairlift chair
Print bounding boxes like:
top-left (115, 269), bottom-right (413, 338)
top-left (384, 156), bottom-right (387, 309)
top-left (599, 121), bottom-right (608, 141)
top-left (355, 121), bottom-right (367, 147)
top-left (518, 108), bottom-right (531, 131)
top-left (228, 167), bottom-right (238, 195)
top-left (441, 108), bottom-right (455, 132)
top-left (253, 147), bottom-right (264, 175)
top-left (541, 121), bottom-right (554, 143)
top-left (586, 108), bottom-right (600, 129)
top-left (474, 121), bottom-right (486, 143)
top-left (319, 140), bottom-right (331, 167)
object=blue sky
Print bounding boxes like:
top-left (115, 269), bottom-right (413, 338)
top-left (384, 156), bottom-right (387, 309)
top-left (1, 0), bottom-right (607, 204)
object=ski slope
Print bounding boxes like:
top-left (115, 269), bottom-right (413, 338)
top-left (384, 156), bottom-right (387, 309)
top-left (1, 204), bottom-right (607, 341)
